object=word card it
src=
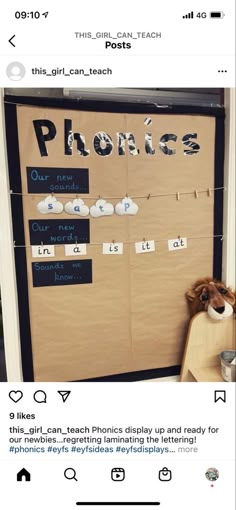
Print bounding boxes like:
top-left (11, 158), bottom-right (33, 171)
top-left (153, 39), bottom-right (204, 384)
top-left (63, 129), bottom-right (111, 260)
top-left (29, 219), bottom-right (90, 245)
top-left (27, 167), bottom-right (89, 194)
top-left (135, 240), bottom-right (155, 254)
top-left (32, 259), bottom-right (92, 287)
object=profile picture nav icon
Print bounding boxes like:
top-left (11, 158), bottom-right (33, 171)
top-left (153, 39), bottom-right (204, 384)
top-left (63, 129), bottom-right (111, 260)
top-left (111, 468), bottom-right (125, 481)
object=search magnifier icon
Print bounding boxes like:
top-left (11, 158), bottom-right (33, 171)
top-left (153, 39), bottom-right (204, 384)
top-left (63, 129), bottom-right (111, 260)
top-left (64, 468), bottom-right (78, 481)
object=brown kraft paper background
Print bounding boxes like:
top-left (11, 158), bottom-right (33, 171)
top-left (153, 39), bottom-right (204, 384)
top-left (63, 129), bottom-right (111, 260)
top-left (16, 106), bottom-right (216, 381)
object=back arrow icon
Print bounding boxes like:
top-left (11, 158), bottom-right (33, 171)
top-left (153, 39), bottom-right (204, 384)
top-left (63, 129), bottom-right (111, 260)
top-left (9, 35), bottom-right (16, 47)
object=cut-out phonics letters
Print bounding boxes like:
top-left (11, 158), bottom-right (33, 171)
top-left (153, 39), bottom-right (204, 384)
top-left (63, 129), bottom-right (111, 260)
top-left (115, 197), bottom-right (138, 216)
top-left (29, 219), bottom-right (90, 245)
top-left (135, 240), bottom-right (155, 254)
top-left (64, 244), bottom-right (87, 256)
top-left (168, 237), bottom-right (187, 251)
top-left (37, 195), bottom-right (63, 214)
top-left (31, 245), bottom-right (55, 258)
top-left (32, 259), bottom-right (92, 287)
top-left (90, 199), bottom-right (114, 218)
top-left (33, 119), bottom-right (200, 157)
top-left (102, 243), bottom-right (123, 255)
top-left (64, 198), bottom-right (90, 217)
top-left (144, 117), bottom-right (152, 126)
top-left (27, 167), bottom-right (89, 194)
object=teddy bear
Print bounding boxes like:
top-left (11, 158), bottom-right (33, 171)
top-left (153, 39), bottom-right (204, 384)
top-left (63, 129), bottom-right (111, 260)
top-left (186, 277), bottom-right (236, 320)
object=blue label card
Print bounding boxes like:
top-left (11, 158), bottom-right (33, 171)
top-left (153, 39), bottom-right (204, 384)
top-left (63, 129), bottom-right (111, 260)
top-left (29, 219), bottom-right (90, 245)
top-left (27, 167), bottom-right (89, 194)
top-left (32, 260), bottom-right (92, 287)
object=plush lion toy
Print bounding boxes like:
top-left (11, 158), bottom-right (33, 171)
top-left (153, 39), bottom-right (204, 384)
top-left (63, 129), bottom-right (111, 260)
top-left (186, 277), bottom-right (236, 320)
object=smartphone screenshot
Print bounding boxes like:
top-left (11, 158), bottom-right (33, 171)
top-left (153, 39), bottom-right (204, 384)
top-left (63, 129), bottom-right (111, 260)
top-left (0, 1), bottom-right (235, 509)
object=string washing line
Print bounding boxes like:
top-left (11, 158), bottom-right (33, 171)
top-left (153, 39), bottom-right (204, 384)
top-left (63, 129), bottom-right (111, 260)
top-left (9, 186), bottom-right (225, 201)
top-left (13, 234), bottom-right (224, 248)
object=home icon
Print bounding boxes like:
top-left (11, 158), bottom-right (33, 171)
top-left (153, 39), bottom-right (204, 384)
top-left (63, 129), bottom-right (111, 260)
top-left (17, 468), bottom-right (31, 482)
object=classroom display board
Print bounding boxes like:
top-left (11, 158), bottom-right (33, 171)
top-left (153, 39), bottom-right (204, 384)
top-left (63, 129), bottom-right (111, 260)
top-left (6, 100), bottom-right (223, 381)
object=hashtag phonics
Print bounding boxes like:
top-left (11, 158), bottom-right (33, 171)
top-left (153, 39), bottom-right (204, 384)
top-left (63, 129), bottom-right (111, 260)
top-left (9, 446), bottom-right (45, 453)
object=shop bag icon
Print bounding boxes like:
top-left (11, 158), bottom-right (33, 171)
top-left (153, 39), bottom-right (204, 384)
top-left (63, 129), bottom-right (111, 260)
top-left (158, 467), bottom-right (172, 482)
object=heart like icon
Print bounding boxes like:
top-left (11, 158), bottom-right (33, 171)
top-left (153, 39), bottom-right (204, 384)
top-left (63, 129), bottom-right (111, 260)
top-left (9, 391), bottom-right (23, 403)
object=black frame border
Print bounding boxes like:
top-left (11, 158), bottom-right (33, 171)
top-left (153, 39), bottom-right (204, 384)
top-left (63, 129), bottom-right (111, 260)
top-left (4, 95), bottom-right (225, 382)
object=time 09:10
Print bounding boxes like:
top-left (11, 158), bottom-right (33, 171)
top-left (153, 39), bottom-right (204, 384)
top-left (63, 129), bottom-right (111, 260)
top-left (15, 11), bottom-right (48, 19)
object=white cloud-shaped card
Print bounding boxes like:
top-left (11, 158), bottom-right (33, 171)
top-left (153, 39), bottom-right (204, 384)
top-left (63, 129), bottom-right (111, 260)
top-left (64, 198), bottom-right (89, 217)
top-left (115, 197), bottom-right (139, 216)
top-left (90, 199), bottom-right (114, 218)
top-left (37, 195), bottom-right (63, 214)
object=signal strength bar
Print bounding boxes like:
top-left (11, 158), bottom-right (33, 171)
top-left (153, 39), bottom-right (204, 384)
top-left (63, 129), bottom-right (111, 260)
top-left (182, 11), bottom-right (194, 18)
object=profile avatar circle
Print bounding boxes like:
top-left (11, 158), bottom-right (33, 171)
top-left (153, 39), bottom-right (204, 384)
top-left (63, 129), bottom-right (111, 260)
top-left (6, 61), bottom-right (26, 81)
top-left (205, 467), bottom-right (219, 481)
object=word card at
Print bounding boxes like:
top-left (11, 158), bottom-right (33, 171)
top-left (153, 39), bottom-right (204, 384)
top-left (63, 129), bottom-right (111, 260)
top-left (168, 237), bottom-right (187, 251)
top-left (32, 260), bottom-right (92, 287)
top-left (135, 240), bottom-right (155, 254)
top-left (65, 244), bottom-right (87, 256)
top-left (31, 245), bottom-right (55, 258)
top-left (27, 167), bottom-right (89, 194)
top-left (103, 243), bottom-right (123, 255)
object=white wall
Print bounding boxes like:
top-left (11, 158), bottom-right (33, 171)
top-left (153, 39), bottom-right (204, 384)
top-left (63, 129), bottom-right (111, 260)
top-left (222, 88), bottom-right (235, 287)
top-left (0, 89), bottom-right (23, 381)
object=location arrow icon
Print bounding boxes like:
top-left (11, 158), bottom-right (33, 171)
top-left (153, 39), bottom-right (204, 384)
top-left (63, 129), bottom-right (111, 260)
top-left (58, 391), bottom-right (71, 403)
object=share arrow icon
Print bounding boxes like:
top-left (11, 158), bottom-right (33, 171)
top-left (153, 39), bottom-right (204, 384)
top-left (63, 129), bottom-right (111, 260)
top-left (57, 391), bottom-right (71, 403)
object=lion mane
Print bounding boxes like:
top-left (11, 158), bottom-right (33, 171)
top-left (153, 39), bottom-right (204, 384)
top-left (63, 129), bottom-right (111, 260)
top-left (186, 277), bottom-right (236, 320)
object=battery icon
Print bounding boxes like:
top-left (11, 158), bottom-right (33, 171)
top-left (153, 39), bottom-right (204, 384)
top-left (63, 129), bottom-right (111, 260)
top-left (210, 11), bottom-right (225, 18)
